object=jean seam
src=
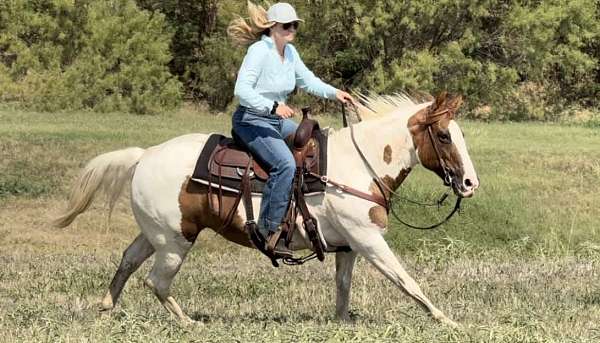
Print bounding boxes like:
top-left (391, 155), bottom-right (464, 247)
top-left (262, 169), bottom-right (278, 232)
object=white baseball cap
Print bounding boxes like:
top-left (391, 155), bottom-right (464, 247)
top-left (267, 3), bottom-right (304, 23)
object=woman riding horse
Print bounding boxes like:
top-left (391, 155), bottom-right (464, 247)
top-left (228, 2), bottom-right (355, 257)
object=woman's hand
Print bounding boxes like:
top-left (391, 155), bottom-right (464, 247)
top-left (336, 90), bottom-right (357, 106)
top-left (275, 104), bottom-right (295, 118)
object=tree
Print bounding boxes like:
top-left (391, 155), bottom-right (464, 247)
top-left (0, 0), bottom-right (181, 114)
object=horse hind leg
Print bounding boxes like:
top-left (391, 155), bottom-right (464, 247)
top-left (101, 234), bottom-right (155, 311)
top-left (144, 239), bottom-right (195, 324)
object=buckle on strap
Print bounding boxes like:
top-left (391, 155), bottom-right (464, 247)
top-left (237, 167), bottom-right (255, 178)
top-left (320, 175), bottom-right (329, 183)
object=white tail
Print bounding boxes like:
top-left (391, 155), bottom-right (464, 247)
top-left (52, 147), bottom-right (145, 228)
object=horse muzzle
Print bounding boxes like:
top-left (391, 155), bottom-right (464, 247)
top-left (452, 175), bottom-right (479, 198)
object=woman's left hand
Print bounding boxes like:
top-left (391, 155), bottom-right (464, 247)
top-left (336, 90), bottom-right (357, 106)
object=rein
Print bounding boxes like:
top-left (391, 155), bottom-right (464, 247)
top-left (339, 103), bottom-right (462, 230)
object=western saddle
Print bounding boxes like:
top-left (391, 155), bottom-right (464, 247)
top-left (192, 108), bottom-right (331, 267)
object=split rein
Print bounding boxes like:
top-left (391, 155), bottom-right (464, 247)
top-left (338, 103), bottom-right (462, 230)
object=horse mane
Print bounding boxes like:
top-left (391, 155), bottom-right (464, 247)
top-left (350, 92), bottom-right (433, 121)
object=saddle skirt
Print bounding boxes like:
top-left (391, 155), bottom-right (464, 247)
top-left (191, 128), bottom-right (328, 195)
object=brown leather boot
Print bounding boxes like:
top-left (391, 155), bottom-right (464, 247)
top-left (265, 229), bottom-right (293, 258)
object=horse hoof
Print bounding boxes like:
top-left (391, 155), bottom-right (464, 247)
top-left (440, 317), bottom-right (460, 329)
top-left (100, 293), bottom-right (114, 311)
top-left (180, 317), bottom-right (203, 328)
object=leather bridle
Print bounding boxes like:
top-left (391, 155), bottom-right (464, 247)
top-left (339, 103), bottom-right (462, 230)
top-left (424, 108), bottom-right (454, 186)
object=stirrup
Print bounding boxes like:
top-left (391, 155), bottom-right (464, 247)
top-left (265, 229), bottom-right (293, 259)
top-left (247, 223), bottom-right (288, 267)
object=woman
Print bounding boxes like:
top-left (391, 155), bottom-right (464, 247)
top-left (227, 2), bottom-right (355, 257)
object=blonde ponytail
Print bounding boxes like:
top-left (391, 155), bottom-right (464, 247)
top-left (227, 1), bottom-right (274, 46)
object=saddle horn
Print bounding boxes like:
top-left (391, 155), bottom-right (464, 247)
top-left (294, 107), bottom-right (318, 149)
top-left (301, 107), bottom-right (311, 119)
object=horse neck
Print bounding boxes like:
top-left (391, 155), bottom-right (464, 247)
top-left (327, 114), bottom-right (419, 188)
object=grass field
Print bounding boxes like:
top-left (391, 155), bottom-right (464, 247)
top-left (1, 105), bottom-right (599, 342)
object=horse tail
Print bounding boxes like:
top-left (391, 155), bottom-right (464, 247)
top-left (52, 147), bottom-right (145, 228)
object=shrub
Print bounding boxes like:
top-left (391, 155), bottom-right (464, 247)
top-left (0, 0), bottom-right (181, 114)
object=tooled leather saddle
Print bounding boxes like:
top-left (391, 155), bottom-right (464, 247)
top-left (191, 108), bottom-right (330, 266)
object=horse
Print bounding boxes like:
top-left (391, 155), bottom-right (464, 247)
top-left (53, 92), bottom-right (479, 327)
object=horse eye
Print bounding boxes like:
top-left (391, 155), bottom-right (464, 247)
top-left (438, 131), bottom-right (452, 144)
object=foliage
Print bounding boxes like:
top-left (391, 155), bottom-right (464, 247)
top-left (0, 0), bottom-right (181, 114)
top-left (214, 0), bottom-right (600, 118)
top-left (0, 0), bottom-right (598, 118)
top-left (136, 0), bottom-right (243, 110)
top-left (290, 0), bottom-right (600, 119)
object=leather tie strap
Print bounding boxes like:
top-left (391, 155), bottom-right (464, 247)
top-left (240, 157), bottom-right (280, 267)
top-left (309, 172), bottom-right (388, 209)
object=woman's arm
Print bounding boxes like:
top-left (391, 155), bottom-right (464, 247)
top-left (234, 43), bottom-right (275, 112)
top-left (291, 46), bottom-right (338, 100)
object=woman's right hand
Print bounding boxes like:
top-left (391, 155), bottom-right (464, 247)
top-left (275, 104), bottom-right (295, 118)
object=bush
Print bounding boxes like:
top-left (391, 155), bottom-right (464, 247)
top-left (0, 0), bottom-right (181, 114)
top-left (185, 34), bottom-right (242, 111)
top-left (2, 0), bottom-right (599, 118)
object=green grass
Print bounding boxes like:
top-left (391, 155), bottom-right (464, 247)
top-left (1, 107), bottom-right (600, 342)
top-left (391, 121), bottom-right (600, 258)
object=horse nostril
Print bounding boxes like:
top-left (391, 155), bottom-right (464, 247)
top-left (464, 178), bottom-right (473, 188)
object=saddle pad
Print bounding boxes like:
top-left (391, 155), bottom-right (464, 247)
top-left (191, 132), bottom-right (328, 195)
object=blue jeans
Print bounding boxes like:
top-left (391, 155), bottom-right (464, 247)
top-left (232, 106), bottom-right (298, 234)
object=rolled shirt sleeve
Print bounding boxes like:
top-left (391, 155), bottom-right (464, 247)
top-left (290, 45), bottom-right (338, 100)
top-left (234, 44), bottom-right (276, 112)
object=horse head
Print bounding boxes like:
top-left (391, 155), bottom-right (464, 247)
top-left (408, 92), bottom-right (479, 198)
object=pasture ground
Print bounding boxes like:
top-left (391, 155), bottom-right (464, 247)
top-left (1, 105), bottom-right (599, 342)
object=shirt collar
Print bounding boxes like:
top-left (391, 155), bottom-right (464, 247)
top-left (261, 34), bottom-right (291, 63)
top-left (261, 34), bottom-right (275, 47)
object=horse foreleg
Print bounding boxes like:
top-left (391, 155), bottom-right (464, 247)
top-left (335, 250), bottom-right (357, 321)
top-left (349, 231), bottom-right (458, 327)
top-left (101, 234), bottom-right (154, 311)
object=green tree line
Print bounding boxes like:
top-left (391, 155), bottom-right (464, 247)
top-left (1, 0), bottom-right (598, 119)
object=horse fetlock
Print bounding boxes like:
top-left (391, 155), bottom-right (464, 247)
top-left (144, 278), bottom-right (156, 292)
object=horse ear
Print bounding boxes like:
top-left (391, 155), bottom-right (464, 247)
top-left (447, 95), bottom-right (463, 119)
top-left (434, 92), bottom-right (449, 109)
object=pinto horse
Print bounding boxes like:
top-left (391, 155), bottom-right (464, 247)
top-left (53, 92), bottom-right (478, 327)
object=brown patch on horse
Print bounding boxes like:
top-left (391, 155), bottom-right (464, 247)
top-left (369, 168), bottom-right (412, 200)
top-left (368, 206), bottom-right (388, 229)
top-left (383, 145), bottom-right (392, 164)
top-left (366, 168), bottom-right (411, 229)
top-left (178, 177), bottom-right (252, 247)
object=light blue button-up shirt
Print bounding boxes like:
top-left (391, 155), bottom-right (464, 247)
top-left (234, 35), bottom-right (338, 113)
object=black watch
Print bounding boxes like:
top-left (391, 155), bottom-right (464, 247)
top-left (270, 101), bottom-right (279, 115)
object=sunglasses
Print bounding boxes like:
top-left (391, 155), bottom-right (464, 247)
top-left (282, 21), bottom-right (300, 31)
